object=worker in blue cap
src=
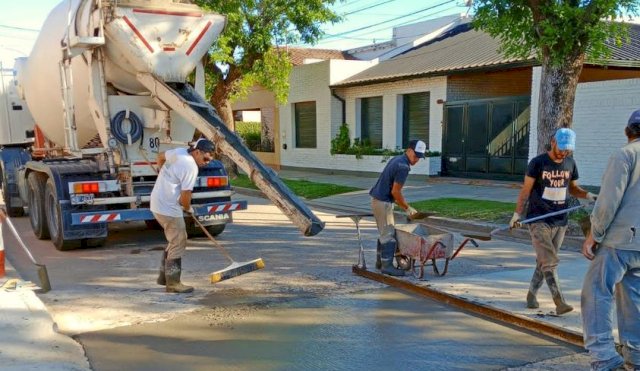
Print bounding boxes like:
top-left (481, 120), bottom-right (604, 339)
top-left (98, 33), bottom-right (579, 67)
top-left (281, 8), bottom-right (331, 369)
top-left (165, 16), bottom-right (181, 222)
top-left (510, 128), bottom-right (597, 315)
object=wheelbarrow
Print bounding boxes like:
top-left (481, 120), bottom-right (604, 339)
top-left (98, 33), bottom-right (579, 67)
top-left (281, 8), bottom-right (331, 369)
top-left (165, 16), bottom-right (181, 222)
top-left (394, 223), bottom-right (478, 278)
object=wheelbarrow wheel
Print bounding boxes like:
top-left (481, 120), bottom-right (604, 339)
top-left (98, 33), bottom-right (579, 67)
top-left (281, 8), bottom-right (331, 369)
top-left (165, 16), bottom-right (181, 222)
top-left (396, 254), bottom-right (412, 271)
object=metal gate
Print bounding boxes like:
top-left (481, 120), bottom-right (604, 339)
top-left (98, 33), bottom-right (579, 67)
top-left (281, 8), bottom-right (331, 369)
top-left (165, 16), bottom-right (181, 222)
top-left (442, 97), bottom-right (530, 179)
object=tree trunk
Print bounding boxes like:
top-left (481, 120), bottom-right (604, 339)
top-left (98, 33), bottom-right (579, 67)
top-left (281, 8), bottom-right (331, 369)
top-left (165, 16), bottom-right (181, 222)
top-left (215, 98), bottom-right (235, 132)
top-left (536, 53), bottom-right (585, 154)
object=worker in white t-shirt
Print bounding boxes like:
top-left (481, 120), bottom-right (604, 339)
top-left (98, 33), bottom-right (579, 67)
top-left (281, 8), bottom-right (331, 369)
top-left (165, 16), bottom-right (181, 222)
top-left (150, 138), bottom-right (215, 293)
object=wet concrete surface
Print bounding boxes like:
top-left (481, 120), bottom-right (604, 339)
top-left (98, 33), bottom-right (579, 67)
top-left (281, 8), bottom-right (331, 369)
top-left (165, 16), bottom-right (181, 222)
top-left (5, 194), bottom-right (587, 370)
top-left (77, 287), bottom-right (581, 371)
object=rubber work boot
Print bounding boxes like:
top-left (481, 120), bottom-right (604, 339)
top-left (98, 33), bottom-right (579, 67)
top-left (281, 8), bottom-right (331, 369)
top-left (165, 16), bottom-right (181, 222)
top-left (376, 240), bottom-right (382, 270)
top-left (526, 267), bottom-right (544, 309)
top-left (543, 270), bottom-right (573, 315)
top-left (157, 250), bottom-right (168, 286)
top-left (379, 238), bottom-right (405, 277)
top-left (165, 258), bottom-right (194, 293)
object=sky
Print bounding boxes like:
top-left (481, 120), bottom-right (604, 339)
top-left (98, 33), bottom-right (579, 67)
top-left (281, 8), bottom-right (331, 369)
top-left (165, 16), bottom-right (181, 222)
top-left (0, 0), bottom-right (469, 68)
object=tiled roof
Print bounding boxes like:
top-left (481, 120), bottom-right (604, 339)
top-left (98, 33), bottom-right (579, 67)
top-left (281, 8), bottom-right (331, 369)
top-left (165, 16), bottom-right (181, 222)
top-left (280, 47), bottom-right (359, 66)
top-left (333, 22), bottom-right (640, 87)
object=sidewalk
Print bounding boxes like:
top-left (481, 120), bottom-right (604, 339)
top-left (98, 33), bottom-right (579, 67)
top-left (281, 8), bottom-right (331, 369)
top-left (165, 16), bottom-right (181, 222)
top-left (0, 259), bottom-right (90, 370)
top-left (1, 169), bottom-right (595, 370)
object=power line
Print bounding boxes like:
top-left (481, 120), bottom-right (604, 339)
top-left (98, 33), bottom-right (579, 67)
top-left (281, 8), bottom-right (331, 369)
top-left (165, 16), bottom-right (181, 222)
top-left (321, 0), bottom-right (455, 40)
top-left (342, 0), bottom-right (397, 17)
top-left (332, 4), bottom-right (460, 42)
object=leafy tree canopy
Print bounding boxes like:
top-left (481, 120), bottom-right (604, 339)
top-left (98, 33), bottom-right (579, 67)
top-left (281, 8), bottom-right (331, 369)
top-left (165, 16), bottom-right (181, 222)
top-left (196, 0), bottom-right (340, 104)
top-left (472, 0), bottom-right (640, 66)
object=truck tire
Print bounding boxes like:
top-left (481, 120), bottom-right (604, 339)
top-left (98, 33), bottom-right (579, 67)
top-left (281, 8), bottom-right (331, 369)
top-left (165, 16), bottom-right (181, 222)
top-left (186, 221), bottom-right (226, 238)
top-left (44, 178), bottom-right (80, 251)
top-left (205, 224), bottom-right (226, 237)
top-left (27, 172), bottom-right (50, 239)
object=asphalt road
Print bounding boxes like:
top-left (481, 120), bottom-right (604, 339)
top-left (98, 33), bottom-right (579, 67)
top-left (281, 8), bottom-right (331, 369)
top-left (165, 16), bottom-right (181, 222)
top-left (6, 195), bottom-right (582, 370)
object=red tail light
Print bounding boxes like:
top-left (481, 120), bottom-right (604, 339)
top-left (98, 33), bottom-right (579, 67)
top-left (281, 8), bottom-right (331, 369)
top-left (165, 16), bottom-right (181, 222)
top-left (74, 182), bottom-right (100, 194)
top-left (206, 176), bottom-right (228, 188)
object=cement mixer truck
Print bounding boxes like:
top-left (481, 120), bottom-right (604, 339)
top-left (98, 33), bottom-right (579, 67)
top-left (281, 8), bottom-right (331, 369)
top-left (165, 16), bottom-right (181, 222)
top-left (0, 0), bottom-right (324, 251)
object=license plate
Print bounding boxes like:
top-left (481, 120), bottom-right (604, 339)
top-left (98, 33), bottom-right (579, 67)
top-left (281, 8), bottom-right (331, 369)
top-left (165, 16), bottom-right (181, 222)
top-left (198, 213), bottom-right (230, 222)
top-left (71, 194), bottom-right (95, 205)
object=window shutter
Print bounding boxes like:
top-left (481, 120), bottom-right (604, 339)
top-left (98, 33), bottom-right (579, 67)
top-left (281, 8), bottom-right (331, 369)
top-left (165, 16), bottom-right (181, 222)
top-left (402, 92), bottom-right (429, 148)
top-left (295, 102), bottom-right (316, 148)
top-left (361, 96), bottom-right (383, 148)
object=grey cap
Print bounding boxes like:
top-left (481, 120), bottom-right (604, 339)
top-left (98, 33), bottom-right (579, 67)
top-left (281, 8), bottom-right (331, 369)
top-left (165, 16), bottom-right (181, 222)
top-left (628, 109), bottom-right (640, 127)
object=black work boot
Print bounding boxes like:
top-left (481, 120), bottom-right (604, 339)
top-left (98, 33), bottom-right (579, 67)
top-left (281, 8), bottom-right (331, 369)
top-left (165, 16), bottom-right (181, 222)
top-left (376, 240), bottom-right (382, 270)
top-left (543, 270), bottom-right (573, 315)
top-left (380, 239), bottom-right (405, 277)
top-left (526, 267), bottom-right (544, 309)
top-left (157, 250), bottom-right (168, 286)
top-left (165, 258), bottom-right (194, 293)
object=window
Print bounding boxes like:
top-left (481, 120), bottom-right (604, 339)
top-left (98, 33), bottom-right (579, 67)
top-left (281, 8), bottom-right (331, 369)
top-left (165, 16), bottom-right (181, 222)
top-left (402, 92), bottom-right (429, 148)
top-left (361, 96), bottom-right (383, 148)
top-left (294, 101), bottom-right (316, 148)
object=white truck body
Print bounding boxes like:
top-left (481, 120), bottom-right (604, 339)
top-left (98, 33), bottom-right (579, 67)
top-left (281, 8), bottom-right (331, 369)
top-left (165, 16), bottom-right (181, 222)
top-left (0, 61), bottom-right (33, 145)
top-left (0, 0), bottom-right (323, 251)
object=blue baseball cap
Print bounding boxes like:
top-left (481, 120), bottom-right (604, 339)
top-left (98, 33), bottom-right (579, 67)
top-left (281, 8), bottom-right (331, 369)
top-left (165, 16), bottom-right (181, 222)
top-left (555, 128), bottom-right (576, 151)
top-left (628, 109), bottom-right (640, 127)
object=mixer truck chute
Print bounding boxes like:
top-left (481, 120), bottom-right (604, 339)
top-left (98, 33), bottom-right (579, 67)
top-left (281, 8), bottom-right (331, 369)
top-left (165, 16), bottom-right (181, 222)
top-left (0, 0), bottom-right (324, 251)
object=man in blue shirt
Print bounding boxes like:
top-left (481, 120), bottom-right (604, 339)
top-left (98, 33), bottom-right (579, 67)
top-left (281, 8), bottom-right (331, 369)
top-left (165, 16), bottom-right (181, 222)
top-left (370, 139), bottom-right (426, 276)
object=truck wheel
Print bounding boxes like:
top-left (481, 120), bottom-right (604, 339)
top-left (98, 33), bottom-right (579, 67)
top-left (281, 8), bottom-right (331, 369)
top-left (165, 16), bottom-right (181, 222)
top-left (145, 219), bottom-right (163, 230)
top-left (187, 222), bottom-right (226, 238)
top-left (27, 172), bottom-right (50, 239)
top-left (1, 169), bottom-right (24, 217)
top-left (206, 224), bottom-right (226, 236)
top-left (44, 178), bottom-right (80, 251)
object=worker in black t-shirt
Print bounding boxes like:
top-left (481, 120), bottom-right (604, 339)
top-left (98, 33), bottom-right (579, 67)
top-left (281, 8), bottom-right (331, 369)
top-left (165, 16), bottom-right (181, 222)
top-left (511, 128), bottom-right (597, 315)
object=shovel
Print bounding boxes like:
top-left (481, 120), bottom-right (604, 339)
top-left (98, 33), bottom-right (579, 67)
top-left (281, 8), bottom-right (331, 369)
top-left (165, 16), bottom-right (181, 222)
top-left (407, 211), bottom-right (438, 221)
top-left (490, 204), bottom-right (586, 237)
top-left (3, 217), bottom-right (51, 293)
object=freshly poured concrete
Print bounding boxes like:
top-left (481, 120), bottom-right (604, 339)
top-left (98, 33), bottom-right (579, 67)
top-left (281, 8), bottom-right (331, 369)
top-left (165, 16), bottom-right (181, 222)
top-left (78, 287), bottom-right (580, 371)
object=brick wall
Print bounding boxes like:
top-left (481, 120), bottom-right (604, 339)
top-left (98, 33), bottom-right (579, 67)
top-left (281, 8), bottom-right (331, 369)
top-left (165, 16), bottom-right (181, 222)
top-left (447, 68), bottom-right (532, 102)
top-left (279, 60), bottom-right (375, 171)
top-left (572, 77), bottom-right (640, 186)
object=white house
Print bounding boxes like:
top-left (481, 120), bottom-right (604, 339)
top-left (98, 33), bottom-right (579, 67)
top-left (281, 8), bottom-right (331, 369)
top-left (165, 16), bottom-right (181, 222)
top-left (234, 18), bottom-right (640, 186)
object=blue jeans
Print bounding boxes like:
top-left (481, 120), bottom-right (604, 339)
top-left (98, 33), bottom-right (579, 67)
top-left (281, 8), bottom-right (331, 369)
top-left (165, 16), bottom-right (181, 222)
top-left (581, 246), bottom-right (640, 369)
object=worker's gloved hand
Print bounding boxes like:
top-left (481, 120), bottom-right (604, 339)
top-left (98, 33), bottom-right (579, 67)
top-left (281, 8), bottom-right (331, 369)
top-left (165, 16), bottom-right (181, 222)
top-left (183, 206), bottom-right (195, 215)
top-left (586, 192), bottom-right (598, 202)
top-left (509, 212), bottom-right (522, 229)
top-left (405, 206), bottom-right (418, 218)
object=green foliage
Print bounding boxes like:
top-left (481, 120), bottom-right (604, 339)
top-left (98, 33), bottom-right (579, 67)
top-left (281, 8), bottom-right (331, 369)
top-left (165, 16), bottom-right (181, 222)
top-left (232, 174), bottom-right (361, 199)
top-left (235, 121), bottom-right (274, 152)
top-left (235, 121), bottom-right (261, 150)
top-left (196, 0), bottom-right (340, 104)
top-left (409, 198), bottom-right (515, 222)
top-left (410, 197), bottom-right (589, 227)
top-left (329, 125), bottom-right (440, 161)
top-left (472, 0), bottom-right (639, 66)
top-left (330, 124), bottom-right (351, 155)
